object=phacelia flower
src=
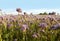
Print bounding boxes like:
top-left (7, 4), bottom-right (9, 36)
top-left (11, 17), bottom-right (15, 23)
top-left (39, 22), bottom-right (47, 28)
top-left (50, 23), bottom-right (60, 30)
top-left (21, 24), bottom-right (29, 32)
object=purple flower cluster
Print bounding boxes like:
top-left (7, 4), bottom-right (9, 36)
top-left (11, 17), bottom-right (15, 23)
top-left (7, 23), bottom-right (13, 29)
top-left (50, 23), bottom-right (60, 30)
top-left (39, 22), bottom-right (47, 28)
top-left (21, 24), bottom-right (29, 32)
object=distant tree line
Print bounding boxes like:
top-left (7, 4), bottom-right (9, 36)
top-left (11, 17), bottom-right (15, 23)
top-left (39, 12), bottom-right (56, 15)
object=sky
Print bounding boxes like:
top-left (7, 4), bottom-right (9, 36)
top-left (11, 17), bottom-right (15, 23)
top-left (0, 0), bottom-right (60, 14)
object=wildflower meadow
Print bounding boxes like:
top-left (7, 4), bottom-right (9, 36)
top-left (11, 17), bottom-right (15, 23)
top-left (0, 14), bottom-right (59, 41)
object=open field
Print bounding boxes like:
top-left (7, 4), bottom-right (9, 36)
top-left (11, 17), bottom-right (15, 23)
top-left (0, 15), bottom-right (60, 41)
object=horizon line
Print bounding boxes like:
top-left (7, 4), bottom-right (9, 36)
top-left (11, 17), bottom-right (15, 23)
top-left (0, 8), bottom-right (60, 15)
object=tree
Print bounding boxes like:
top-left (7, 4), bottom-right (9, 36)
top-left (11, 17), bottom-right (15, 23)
top-left (39, 13), bottom-right (43, 15)
top-left (49, 13), bottom-right (52, 15)
top-left (49, 12), bottom-right (56, 15)
top-left (52, 12), bottom-right (56, 15)
top-left (39, 12), bottom-right (47, 15)
top-left (43, 12), bottom-right (47, 15)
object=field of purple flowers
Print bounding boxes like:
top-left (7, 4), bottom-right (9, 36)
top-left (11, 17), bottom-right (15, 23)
top-left (0, 14), bottom-right (60, 41)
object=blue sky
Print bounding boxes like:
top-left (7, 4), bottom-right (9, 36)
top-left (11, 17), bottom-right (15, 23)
top-left (0, 0), bottom-right (60, 14)
top-left (0, 0), bottom-right (60, 9)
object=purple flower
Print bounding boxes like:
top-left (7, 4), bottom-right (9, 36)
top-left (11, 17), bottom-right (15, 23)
top-left (50, 23), bottom-right (60, 30)
top-left (32, 33), bottom-right (38, 38)
top-left (8, 18), bottom-right (14, 22)
top-left (14, 39), bottom-right (17, 41)
top-left (42, 18), bottom-right (45, 20)
top-left (50, 18), bottom-right (54, 21)
top-left (21, 24), bottom-right (29, 32)
top-left (48, 16), bottom-right (54, 21)
top-left (7, 23), bottom-right (13, 29)
top-left (16, 8), bottom-right (22, 13)
top-left (39, 22), bottom-right (47, 28)
top-left (7, 23), bottom-right (11, 27)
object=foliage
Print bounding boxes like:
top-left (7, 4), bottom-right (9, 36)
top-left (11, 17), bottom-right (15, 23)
top-left (39, 12), bottom-right (48, 15)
